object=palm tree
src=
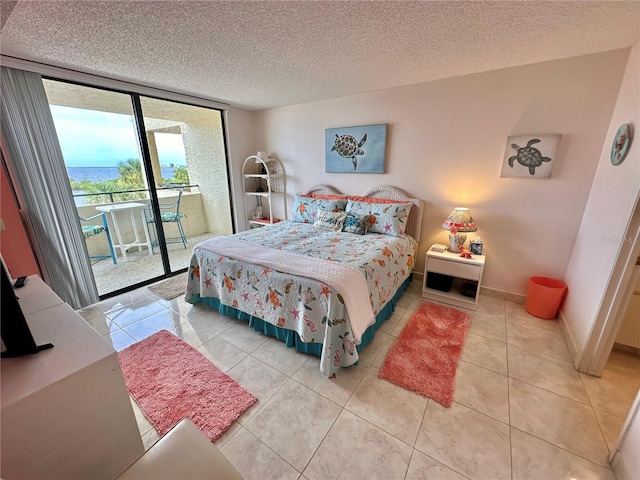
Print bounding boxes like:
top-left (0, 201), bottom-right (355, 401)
top-left (117, 159), bottom-right (144, 187)
top-left (78, 159), bottom-right (147, 204)
top-left (171, 166), bottom-right (189, 184)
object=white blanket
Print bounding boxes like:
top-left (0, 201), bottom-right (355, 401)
top-left (196, 235), bottom-right (375, 343)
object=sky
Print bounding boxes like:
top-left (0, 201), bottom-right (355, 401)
top-left (50, 105), bottom-right (187, 168)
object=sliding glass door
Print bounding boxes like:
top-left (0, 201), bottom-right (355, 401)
top-left (41, 79), bottom-right (232, 297)
top-left (137, 96), bottom-right (233, 273)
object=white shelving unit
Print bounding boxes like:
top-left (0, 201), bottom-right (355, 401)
top-left (242, 155), bottom-right (287, 229)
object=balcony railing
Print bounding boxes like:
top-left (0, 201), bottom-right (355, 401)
top-left (77, 185), bottom-right (207, 263)
top-left (72, 184), bottom-right (199, 204)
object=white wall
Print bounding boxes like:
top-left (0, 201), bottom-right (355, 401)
top-left (225, 106), bottom-right (256, 231)
top-left (253, 50), bottom-right (629, 295)
top-left (563, 43), bottom-right (640, 355)
top-left (614, 392), bottom-right (640, 480)
top-left (182, 116), bottom-right (234, 236)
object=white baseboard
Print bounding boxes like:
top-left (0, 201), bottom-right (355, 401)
top-left (558, 309), bottom-right (578, 363)
top-left (613, 343), bottom-right (640, 355)
top-left (479, 286), bottom-right (527, 304)
top-left (612, 449), bottom-right (635, 480)
top-left (479, 286), bottom-right (506, 299)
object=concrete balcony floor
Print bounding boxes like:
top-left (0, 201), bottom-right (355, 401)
top-left (91, 233), bottom-right (215, 296)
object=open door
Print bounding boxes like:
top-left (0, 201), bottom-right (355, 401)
top-left (576, 194), bottom-right (640, 376)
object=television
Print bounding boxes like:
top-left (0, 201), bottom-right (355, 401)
top-left (0, 263), bottom-right (53, 357)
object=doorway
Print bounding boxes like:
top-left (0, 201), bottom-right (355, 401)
top-left (42, 78), bottom-right (233, 297)
top-left (575, 193), bottom-right (640, 462)
top-left (576, 194), bottom-right (640, 375)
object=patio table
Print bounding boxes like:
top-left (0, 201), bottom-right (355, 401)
top-left (96, 203), bottom-right (152, 261)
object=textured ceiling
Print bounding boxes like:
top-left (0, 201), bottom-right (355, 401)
top-left (1, 1), bottom-right (639, 111)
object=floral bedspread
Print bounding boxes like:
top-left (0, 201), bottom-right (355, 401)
top-left (186, 220), bottom-right (417, 376)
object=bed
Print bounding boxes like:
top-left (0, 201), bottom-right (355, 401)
top-left (185, 184), bottom-right (424, 376)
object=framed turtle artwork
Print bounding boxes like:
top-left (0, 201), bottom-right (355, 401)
top-left (325, 124), bottom-right (387, 173)
top-left (500, 134), bottom-right (561, 179)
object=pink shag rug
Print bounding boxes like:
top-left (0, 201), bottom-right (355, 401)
top-left (118, 329), bottom-right (257, 442)
top-left (379, 301), bottom-right (471, 407)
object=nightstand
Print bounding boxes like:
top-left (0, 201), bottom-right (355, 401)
top-left (422, 246), bottom-right (486, 310)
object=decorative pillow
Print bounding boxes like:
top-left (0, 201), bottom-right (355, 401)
top-left (313, 210), bottom-right (348, 231)
top-left (346, 195), bottom-right (401, 204)
top-left (342, 213), bottom-right (369, 235)
top-left (291, 195), bottom-right (347, 223)
top-left (345, 200), bottom-right (413, 236)
top-left (299, 193), bottom-right (349, 202)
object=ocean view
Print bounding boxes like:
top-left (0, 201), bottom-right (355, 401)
top-left (68, 166), bottom-right (179, 206)
top-left (67, 166), bottom-right (177, 182)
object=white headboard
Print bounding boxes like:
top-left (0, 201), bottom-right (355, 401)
top-left (304, 184), bottom-right (424, 243)
top-left (362, 185), bottom-right (424, 243)
top-left (304, 184), bottom-right (342, 195)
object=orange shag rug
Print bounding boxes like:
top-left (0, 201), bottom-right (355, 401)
top-left (379, 301), bottom-right (471, 407)
top-left (118, 329), bottom-right (257, 441)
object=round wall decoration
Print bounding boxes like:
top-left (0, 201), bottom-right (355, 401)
top-left (610, 123), bottom-right (633, 166)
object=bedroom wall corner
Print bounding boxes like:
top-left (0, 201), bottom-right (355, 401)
top-left (562, 42), bottom-right (640, 357)
top-left (253, 49), bottom-right (629, 295)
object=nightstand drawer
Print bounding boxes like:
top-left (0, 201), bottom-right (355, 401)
top-left (427, 257), bottom-right (481, 280)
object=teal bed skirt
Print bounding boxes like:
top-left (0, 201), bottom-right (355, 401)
top-left (189, 274), bottom-right (413, 357)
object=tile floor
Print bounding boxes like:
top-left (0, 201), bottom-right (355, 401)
top-left (77, 279), bottom-right (640, 480)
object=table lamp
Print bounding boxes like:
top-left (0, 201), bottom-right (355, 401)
top-left (441, 207), bottom-right (477, 253)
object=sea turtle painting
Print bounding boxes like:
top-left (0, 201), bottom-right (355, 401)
top-left (331, 133), bottom-right (367, 170)
top-left (508, 138), bottom-right (552, 175)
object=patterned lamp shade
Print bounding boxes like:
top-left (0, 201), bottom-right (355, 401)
top-left (441, 208), bottom-right (477, 233)
top-left (441, 208), bottom-right (477, 253)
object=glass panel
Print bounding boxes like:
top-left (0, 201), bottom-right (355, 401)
top-left (138, 97), bottom-right (233, 272)
top-left (42, 79), bottom-right (164, 296)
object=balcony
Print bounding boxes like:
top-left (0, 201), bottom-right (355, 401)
top-left (78, 186), bottom-right (218, 297)
top-left (40, 78), bottom-right (233, 298)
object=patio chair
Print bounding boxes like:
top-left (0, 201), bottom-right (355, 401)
top-left (144, 189), bottom-right (187, 254)
top-left (80, 212), bottom-right (117, 265)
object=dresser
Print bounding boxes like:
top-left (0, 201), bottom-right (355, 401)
top-left (1, 276), bottom-right (144, 479)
